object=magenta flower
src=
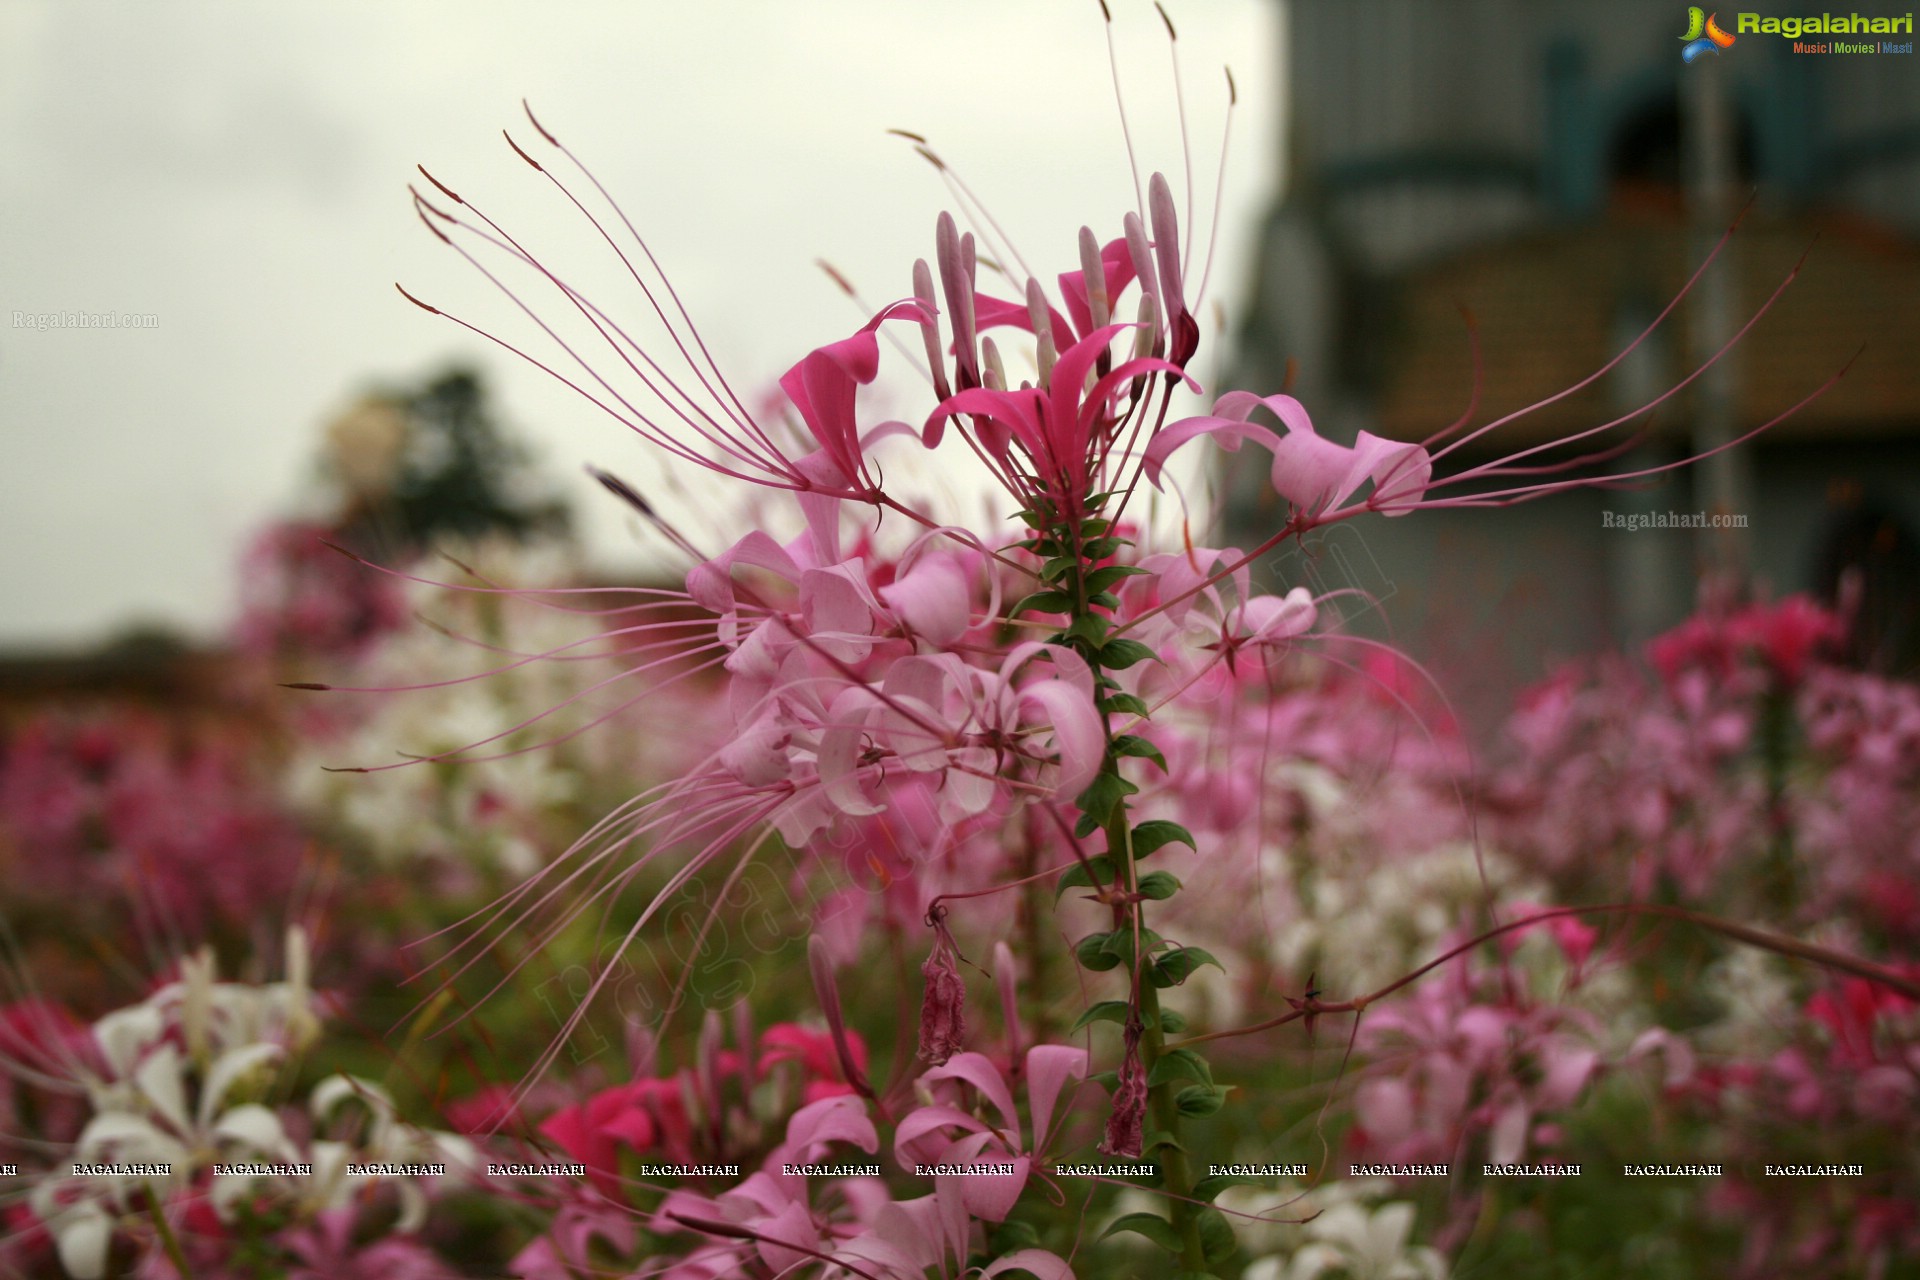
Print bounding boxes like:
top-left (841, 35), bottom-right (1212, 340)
top-left (1144, 390), bottom-right (1433, 521)
top-left (778, 300), bottom-right (936, 500)
top-left (894, 1045), bottom-right (1088, 1222)
top-left (759, 1021), bottom-right (872, 1104)
top-left (653, 1094), bottom-right (882, 1278)
top-left (925, 322), bottom-right (1193, 515)
top-left (537, 1083), bottom-right (660, 1197)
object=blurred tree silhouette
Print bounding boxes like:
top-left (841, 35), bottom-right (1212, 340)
top-left (333, 367), bottom-right (568, 563)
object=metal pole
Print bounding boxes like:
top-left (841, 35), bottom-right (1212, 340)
top-left (1683, 52), bottom-right (1754, 581)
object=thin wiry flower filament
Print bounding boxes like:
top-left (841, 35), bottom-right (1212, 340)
top-left (513, 812), bottom-right (789, 1095)
top-left (409, 771), bottom-right (769, 987)
top-left (404, 604), bottom-right (1101, 1021)
top-left (510, 102), bottom-right (779, 465)
top-left (416, 612), bottom-right (724, 670)
top-left (301, 613), bottom-right (722, 694)
top-left (324, 644), bottom-right (728, 774)
top-left (407, 186), bottom-right (792, 487)
top-left (409, 157), bottom-right (942, 509)
top-left (425, 784), bottom-right (786, 1070)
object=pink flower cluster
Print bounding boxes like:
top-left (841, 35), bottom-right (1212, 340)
top-left (1495, 594), bottom-right (1920, 925)
top-left (0, 710), bottom-right (304, 947)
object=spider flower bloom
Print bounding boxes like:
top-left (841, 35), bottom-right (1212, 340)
top-left (405, 88), bottom-right (1226, 535)
top-left (915, 175), bottom-right (1202, 518)
top-left (405, 110), bottom-right (934, 508)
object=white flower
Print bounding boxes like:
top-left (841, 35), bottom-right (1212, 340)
top-left (1227, 1181), bottom-right (1448, 1280)
top-left (306, 1074), bottom-right (478, 1231)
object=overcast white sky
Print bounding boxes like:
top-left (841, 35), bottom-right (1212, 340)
top-left (0, 1), bottom-right (1284, 648)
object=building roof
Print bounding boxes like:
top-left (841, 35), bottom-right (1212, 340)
top-left (1372, 200), bottom-right (1920, 450)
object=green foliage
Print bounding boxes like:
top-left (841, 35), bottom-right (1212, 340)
top-left (1147, 946), bottom-right (1221, 988)
top-left (1129, 820), bottom-right (1196, 858)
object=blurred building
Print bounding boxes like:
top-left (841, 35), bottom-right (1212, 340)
top-left (1234, 0), bottom-right (1920, 727)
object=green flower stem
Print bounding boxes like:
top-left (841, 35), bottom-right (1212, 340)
top-left (1137, 918), bottom-right (1207, 1271)
top-left (1073, 507), bottom-right (1207, 1273)
top-left (1018, 821), bottom-right (1054, 1045)
top-left (1015, 494), bottom-right (1217, 1273)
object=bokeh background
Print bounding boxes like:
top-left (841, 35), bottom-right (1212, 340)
top-left (3, 2), bottom-right (1920, 1277)
top-left (0, 0), bottom-right (1279, 649)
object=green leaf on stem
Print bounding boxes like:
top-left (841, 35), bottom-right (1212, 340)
top-left (1011, 590), bottom-right (1076, 616)
top-left (1147, 1048), bottom-right (1212, 1088)
top-left (1071, 1000), bottom-right (1140, 1031)
top-left (1149, 947), bottom-right (1223, 988)
top-left (1099, 638), bottom-right (1159, 670)
top-left (1101, 1212), bottom-right (1182, 1253)
top-left (1098, 927), bottom-right (1163, 970)
top-left (1112, 735), bottom-right (1169, 772)
top-left (1055, 855), bottom-right (1117, 901)
top-left (1084, 564), bottom-right (1151, 593)
top-left (1176, 1084), bottom-right (1229, 1117)
top-left (1198, 1208), bottom-right (1238, 1266)
top-left (1136, 871), bottom-right (1182, 900)
top-left (1068, 614), bottom-right (1112, 646)
top-left (1141, 1129), bottom-right (1186, 1157)
top-left (1130, 821), bottom-right (1196, 858)
top-left (1191, 1173), bottom-right (1260, 1203)
top-left (1040, 554), bottom-right (1080, 582)
top-left (1075, 933), bottom-right (1124, 972)
top-left (1076, 772), bottom-right (1138, 826)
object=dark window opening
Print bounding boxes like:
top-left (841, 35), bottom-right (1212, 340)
top-left (1607, 92), bottom-right (1755, 193)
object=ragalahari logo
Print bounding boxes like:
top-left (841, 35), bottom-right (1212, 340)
top-left (1681, 7), bottom-right (1738, 60)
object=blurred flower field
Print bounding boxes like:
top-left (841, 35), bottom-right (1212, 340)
top-left (4, 447), bottom-right (1916, 1277)
top-left (4, 20), bottom-right (1919, 1277)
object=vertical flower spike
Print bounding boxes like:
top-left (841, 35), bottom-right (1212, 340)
top-left (1078, 225), bottom-right (1112, 332)
top-left (1025, 277), bottom-right (1059, 387)
top-left (936, 211), bottom-right (980, 392)
top-left (1100, 1014), bottom-right (1147, 1159)
top-left (807, 936), bottom-right (872, 1098)
top-left (182, 947), bottom-right (215, 1063)
top-left (1147, 172), bottom-right (1199, 367)
top-left (912, 257), bottom-right (952, 402)
top-left (919, 906), bottom-right (969, 1065)
top-left (1122, 210), bottom-right (1162, 359)
top-left (994, 940), bottom-right (1023, 1070)
top-left (695, 1008), bottom-right (726, 1142)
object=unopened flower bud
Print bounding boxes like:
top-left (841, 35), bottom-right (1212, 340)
top-left (981, 336), bottom-right (1007, 392)
top-left (1078, 225), bottom-right (1110, 330)
top-left (1132, 294), bottom-right (1159, 362)
top-left (1026, 278), bottom-right (1059, 387)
